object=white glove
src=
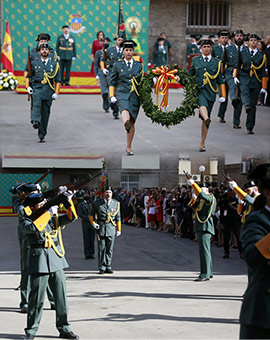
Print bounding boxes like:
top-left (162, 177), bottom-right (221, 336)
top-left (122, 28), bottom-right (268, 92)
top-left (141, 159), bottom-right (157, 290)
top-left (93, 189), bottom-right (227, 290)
top-left (110, 96), bottom-right (117, 103)
top-left (103, 68), bottom-right (109, 75)
top-left (260, 88), bottom-right (267, 94)
top-left (63, 190), bottom-right (74, 202)
top-left (36, 184), bottom-right (41, 191)
top-left (48, 205), bottom-right (59, 216)
top-left (219, 97), bottom-right (226, 103)
top-left (52, 93), bottom-right (58, 100)
top-left (116, 231), bottom-right (121, 237)
top-left (192, 193), bottom-right (197, 200)
top-left (72, 57), bottom-right (76, 61)
top-left (58, 186), bottom-right (67, 194)
top-left (27, 87), bottom-right (33, 95)
top-left (187, 179), bottom-right (194, 186)
top-left (229, 180), bottom-right (238, 190)
top-left (234, 77), bottom-right (240, 85)
top-left (58, 56), bottom-right (60, 61)
top-left (96, 75), bottom-right (100, 80)
top-left (153, 77), bottom-right (158, 85)
top-left (175, 75), bottom-right (180, 82)
top-left (92, 222), bottom-right (100, 230)
top-left (238, 197), bottom-right (244, 204)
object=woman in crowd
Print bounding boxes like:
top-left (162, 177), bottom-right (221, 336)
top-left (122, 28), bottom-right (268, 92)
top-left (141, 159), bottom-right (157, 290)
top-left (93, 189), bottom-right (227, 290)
top-left (91, 31), bottom-right (105, 73)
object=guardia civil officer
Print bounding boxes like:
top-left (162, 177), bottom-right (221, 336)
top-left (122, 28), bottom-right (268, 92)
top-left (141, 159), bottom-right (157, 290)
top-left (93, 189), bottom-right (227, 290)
top-left (100, 33), bottom-right (124, 119)
top-left (90, 187), bottom-right (121, 274)
top-left (26, 43), bottom-right (61, 143)
top-left (212, 30), bottom-right (230, 123)
top-left (94, 37), bottom-right (111, 112)
top-left (56, 25), bottom-right (76, 86)
top-left (22, 192), bottom-right (79, 340)
top-left (239, 163), bottom-right (270, 339)
top-left (189, 39), bottom-right (226, 152)
top-left (233, 34), bottom-right (268, 134)
top-left (187, 179), bottom-right (216, 281)
top-left (109, 40), bottom-right (143, 156)
top-left (186, 34), bottom-right (201, 69)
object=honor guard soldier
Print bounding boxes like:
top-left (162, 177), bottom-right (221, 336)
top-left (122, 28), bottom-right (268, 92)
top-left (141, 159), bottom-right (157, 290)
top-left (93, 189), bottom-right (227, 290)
top-left (212, 30), bottom-right (230, 123)
top-left (224, 30), bottom-right (247, 129)
top-left (233, 34), bottom-right (268, 134)
top-left (109, 40), bottom-right (143, 155)
top-left (189, 39), bottom-right (226, 152)
top-left (56, 25), bottom-right (76, 86)
top-left (90, 187), bottom-right (121, 274)
top-left (26, 43), bottom-right (61, 143)
top-left (187, 179), bottom-right (216, 281)
top-left (239, 163), bottom-right (270, 339)
top-left (186, 34), bottom-right (201, 69)
top-left (94, 37), bottom-right (111, 113)
top-left (22, 192), bottom-right (79, 340)
top-left (100, 33), bottom-right (125, 119)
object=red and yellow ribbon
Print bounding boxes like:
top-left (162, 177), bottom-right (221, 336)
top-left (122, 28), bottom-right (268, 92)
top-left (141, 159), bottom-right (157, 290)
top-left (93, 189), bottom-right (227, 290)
top-left (152, 66), bottom-right (178, 108)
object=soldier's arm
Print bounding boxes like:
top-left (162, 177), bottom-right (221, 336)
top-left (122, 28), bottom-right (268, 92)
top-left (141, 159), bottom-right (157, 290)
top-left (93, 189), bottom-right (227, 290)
top-left (77, 202), bottom-right (90, 221)
top-left (73, 36), bottom-right (76, 58)
top-left (109, 63), bottom-right (118, 98)
top-left (94, 52), bottom-right (100, 76)
top-left (54, 63), bottom-right (61, 94)
top-left (12, 196), bottom-right (25, 218)
top-left (55, 36), bottom-right (60, 55)
top-left (217, 61), bottom-right (226, 97)
top-left (116, 202), bottom-right (121, 232)
top-left (188, 61), bottom-right (196, 76)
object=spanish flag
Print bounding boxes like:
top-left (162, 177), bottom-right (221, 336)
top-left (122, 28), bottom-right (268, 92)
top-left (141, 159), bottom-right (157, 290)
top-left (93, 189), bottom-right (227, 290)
top-left (0, 22), bottom-right (14, 73)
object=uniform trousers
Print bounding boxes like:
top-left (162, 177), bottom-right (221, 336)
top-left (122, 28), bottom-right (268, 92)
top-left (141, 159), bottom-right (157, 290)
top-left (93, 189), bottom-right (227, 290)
top-left (25, 269), bottom-right (71, 336)
top-left (31, 95), bottom-right (52, 140)
top-left (82, 223), bottom-right (95, 258)
top-left (98, 234), bottom-right (115, 271)
top-left (239, 83), bottom-right (260, 130)
top-left (196, 231), bottom-right (213, 279)
top-left (240, 324), bottom-right (270, 339)
top-left (60, 59), bottom-right (72, 85)
top-left (217, 82), bottom-right (229, 119)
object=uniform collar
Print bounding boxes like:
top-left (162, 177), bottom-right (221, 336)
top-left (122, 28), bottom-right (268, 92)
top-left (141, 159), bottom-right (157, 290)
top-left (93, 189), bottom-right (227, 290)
top-left (41, 58), bottom-right (49, 65)
top-left (249, 48), bottom-right (258, 55)
top-left (64, 34), bottom-right (69, 39)
top-left (124, 58), bottom-right (134, 68)
top-left (202, 54), bottom-right (212, 62)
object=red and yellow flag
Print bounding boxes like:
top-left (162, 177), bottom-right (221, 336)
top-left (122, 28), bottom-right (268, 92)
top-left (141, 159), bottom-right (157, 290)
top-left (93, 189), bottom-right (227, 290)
top-left (0, 22), bottom-right (14, 73)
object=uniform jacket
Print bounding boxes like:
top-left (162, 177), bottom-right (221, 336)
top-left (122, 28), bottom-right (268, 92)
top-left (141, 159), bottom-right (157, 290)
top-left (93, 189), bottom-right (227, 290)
top-left (109, 59), bottom-right (143, 100)
top-left (56, 34), bottom-right (76, 60)
top-left (27, 57), bottom-right (61, 100)
top-left (240, 208), bottom-right (270, 328)
top-left (193, 191), bottom-right (216, 235)
top-left (189, 56), bottom-right (225, 102)
top-left (240, 194), bottom-right (256, 223)
top-left (22, 213), bottom-right (75, 274)
top-left (94, 49), bottom-right (104, 76)
top-left (78, 199), bottom-right (93, 226)
top-left (224, 44), bottom-right (248, 79)
top-left (94, 198), bottom-right (121, 237)
top-left (103, 46), bottom-right (124, 69)
top-left (186, 43), bottom-right (200, 63)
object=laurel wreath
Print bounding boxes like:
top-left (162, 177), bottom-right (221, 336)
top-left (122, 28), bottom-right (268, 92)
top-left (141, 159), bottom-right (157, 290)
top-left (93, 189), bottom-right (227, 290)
top-left (140, 65), bottom-right (199, 128)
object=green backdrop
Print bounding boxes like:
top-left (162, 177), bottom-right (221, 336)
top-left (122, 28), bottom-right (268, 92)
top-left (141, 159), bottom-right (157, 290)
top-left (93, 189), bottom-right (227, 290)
top-left (2, 0), bottom-right (150, 72)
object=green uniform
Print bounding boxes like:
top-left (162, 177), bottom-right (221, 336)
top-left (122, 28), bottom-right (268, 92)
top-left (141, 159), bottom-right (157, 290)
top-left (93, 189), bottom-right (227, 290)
top-left (27, 57), bottom-right (60, 141)
top-left (189, 56), bottom-right (225, 118)
top-left (153, 44), bottom-right (168, 67)
top-left (239, 208), bottom-right (270, 338)
top-left (78, 199), bottom-right (96, 259)
top-left (22, 212), bottom-right (75, 337)
top-left (94, 49), bottom-right (109, 112)
top-left (186, 42), bottom-right (200, 64)
top-left (93, 198), bottom-right (121, 272)
top-left (109, 59), bottom-right (143, 122)
top-left (194, 191), bottom-right (216, 279)
top-left (240, 194), bottom-right (256, 224)
top-left (55, 34), bottom-right (76, 85)
top-left (238, 48), bottom-right (266, 131)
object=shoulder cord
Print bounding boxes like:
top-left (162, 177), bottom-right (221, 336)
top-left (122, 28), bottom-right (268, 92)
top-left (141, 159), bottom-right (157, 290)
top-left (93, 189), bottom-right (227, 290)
top-left (250, 54), bottom-right (266, 82)
top-left (195, 194), bottom-right (215, 224)
top-left (130, 66), bottom-right (144, 96)
top-left (44, 214), bottom-right (65, 258)
top-left (202, 60), bottom-right (221, 93)
top-left (42, 62), bottom-right (60, 91)
top-left (105, 202), bottom-right (120, 226)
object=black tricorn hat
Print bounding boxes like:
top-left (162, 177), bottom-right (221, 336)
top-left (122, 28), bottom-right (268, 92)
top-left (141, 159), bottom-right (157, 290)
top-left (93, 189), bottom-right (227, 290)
top-left (23, 193), bottom-right (45, 207)
top-left (243, 180), bottom-right (258, 190)
top-left (232, 29), bottom-right (244, 37)
top-left (120, 40), bottom-right (138, 49)
top-left (248, 33), bottom-right (261, 41)
top-left (208, 34), bottom-right (215, 38)
top-left (62, 25), bottom-right (69, 29)
top-left (114, 32), bottom-right (125, 40)
top-left (39, 43), bottom-right (49, 50)
top-left (199, 39), bottom-right (214, 46)
top-left (104, 186), bottom-right (113, 192)
top-left (247, 163), bottom-right (270, 191)
top-left (104, 37), bottom-right (111, 42)
top-left (35, 33), bottom-right (51, 42)
top-left (200, 182), bottom-right (210, 188)
top-left (194, 34), bottom-right (202, 41)
top-left (217, 30), bottom-right (230, 37)
top-left (17, 183), bottom-right (39, 194)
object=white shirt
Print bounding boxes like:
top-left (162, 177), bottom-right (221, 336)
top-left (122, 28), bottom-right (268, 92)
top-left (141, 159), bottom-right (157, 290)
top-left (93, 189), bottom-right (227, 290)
top-left (64, 34), bottom-right (69, 40)
top-left (104, 198), bottom-right (112, 207)
top-left (41, 58), bottom-right (49, 65)
top-left (202, 54), bottom-right (212, 62)
top-left (116, 47), bottom-right (123, 54)
top-left (124, 58), bottom-right (133, 69)
top-left (249, 48), bottom-right (258, 55)
top-left (234, 44), bottom-right (244, 51)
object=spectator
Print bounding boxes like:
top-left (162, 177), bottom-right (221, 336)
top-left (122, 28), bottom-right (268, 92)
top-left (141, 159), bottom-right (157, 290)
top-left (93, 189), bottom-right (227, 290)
top-left (91, 31), bottom-right (105, 73)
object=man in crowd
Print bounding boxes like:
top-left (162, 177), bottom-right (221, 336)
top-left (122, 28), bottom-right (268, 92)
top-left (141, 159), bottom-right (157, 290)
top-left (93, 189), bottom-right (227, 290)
top-left (56, 25), bottom-right (76, 86)
top-left (186, 34), bottom-right (201, 69)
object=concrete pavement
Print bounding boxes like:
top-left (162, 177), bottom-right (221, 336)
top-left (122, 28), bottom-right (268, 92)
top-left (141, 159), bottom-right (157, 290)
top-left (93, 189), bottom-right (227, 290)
top-left (0, 216), bottom-right (247, 339)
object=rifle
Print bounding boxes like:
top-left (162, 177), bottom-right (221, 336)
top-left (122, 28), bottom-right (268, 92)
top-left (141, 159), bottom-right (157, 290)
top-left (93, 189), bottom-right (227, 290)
top-left (235, 45), bottom-right (241, 104)
top-left (34, 169), bottom-right (52, 184)
top-left (27, 46), bottom-right (33, 108)
top-left (222, 171), bottom-right (232, 182)
top-left (43, 181), bottom-right (73, 199)
top-left (183, 170), bottom-right (191, 180)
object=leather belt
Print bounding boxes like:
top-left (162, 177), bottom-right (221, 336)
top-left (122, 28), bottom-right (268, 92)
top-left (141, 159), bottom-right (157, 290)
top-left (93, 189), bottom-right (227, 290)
top-left (30, 243), bottom-right (44, 249)
top-left (34, 80), bottom-right (42, 84)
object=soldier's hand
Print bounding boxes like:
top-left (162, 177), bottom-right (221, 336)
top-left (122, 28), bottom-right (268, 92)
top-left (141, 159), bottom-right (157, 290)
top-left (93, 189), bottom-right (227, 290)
top-left (238, 197), bottom-right (244, 204)
top-left (58, 186), bottom-right (67, 194)
top-left (116, 231), bottom-right (121, 237)
top-left (233, 77), bottom-right (240, 85)
top-left (229, 180), bottom-right (238, 190)
top-left (58, 56), bottom-right (60, 61)
top-left (260, 88), bottom-right (267, 94)
top-left (72, 57), bottom-right (76, 61)
top-left (219, 97), bottom-right (226, 103)
top-left (187, 179), bottom-right (194, 186)
top-left (96, 75), bottom-right (100, 80)
top-left (92, 222), bottom-right (100, 230)
top-left (110, 96), bottom-right (117, 103)
top-left (52, 93), bottom-right (58, 100)
top-left (27, 87), bottom-right (33, 95)
top-left (175, 75), bottom-right (180, 82)
top-left (48, 205), bottom-right (59, 216)
top-left (103, 68), bottom-right (109, 75)
top-left (63, 190), bottom-right (74, 202)
top-left (36, 184), bottom-right (41, 192)
top-left (192, 193), bottom-right (197, 200)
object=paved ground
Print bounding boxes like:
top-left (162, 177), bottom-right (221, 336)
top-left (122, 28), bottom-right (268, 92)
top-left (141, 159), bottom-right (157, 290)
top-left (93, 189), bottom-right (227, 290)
top-left (0, 91), bottom-right (269, 159)
top-left (0, 216), bottom-right (247, 339)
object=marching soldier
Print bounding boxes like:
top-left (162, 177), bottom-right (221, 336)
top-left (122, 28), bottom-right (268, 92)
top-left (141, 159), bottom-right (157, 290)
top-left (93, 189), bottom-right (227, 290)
top-left (100, 33), bottom-right (124, 119)
top-left (224, 29), bottom-right (247, 129)
top-left (22, 192), bottom-right (79, 340)
top-left (212, 30), bottom-right (230, 123)
top-left (26, 43), bottom-right (61, 143)
top-left (189, 39), bottom-right (226, 152)
top-left (187, 179), bottom-right (216, 281)
top-left (94, 37), bottom-right (111, 113)
top-left (28, 33), bottom-right (57, 64)
top-left (56, 25), bottom-right (76, 86)
top-left (186, 34), bottom-right (201, 69)
top-left (109, 40), bottom-right (143, 156)
top-left (233, 34), bottom-right (268, 134)
top-left (90, 187), bottom-right (121, 274)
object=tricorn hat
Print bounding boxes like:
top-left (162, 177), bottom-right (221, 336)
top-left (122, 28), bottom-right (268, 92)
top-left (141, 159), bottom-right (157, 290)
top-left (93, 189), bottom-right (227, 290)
top-left (194, 34), bottom-right (202, 41)
top-left (62, 25), bottom-right (69, 29)
top-left (231, 29), bottom-right (244, 37)
top-left (199, 182), bottom-right (210, 188)
top-left (217, 30), bottom-right (230, 37)
top-left (104, 186), bottom-right (113, 192)
top-left (243, 180), bottom-right (258, 190)
top-left (247, 163), bottom-right (270, 191)
top-left (35, 33), bottom-right (51, 42)
top-left (23, 193), bottom-right (45, 207)
top-left (114, 32), bottom-right (125, 40)
top-left (199, 39), bottom-right (214, 46)
top-left (39, 43), bottom-right (49, 50)
top-left (120, 40), bottom-right (138, 49)
top-left (248, 33), bottom-right (261, 41)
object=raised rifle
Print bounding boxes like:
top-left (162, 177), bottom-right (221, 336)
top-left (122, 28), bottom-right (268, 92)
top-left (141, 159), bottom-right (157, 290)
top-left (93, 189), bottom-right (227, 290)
top-left (222, 171), bottom-right (232, 182)
top-left (183, 170), bottom-right (191, 180)
top-left (43, 181), bottom-right (74, 199)
top-left (27, 46), bottom-right (33, 108)
top-left (235, 45), bottom-right (241, 104)
top-left (34, 168), bottom-right (52, 184)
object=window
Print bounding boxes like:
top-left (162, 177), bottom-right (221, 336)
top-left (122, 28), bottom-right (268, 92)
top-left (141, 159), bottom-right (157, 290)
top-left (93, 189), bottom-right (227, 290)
top-left (121, 174), bottom-right (140, 189)
top-left (187, 0), bottom-right (230, 33)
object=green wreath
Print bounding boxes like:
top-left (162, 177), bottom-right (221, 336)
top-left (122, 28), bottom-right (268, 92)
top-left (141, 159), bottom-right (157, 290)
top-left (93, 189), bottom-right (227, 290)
top-left (140, 64), bottom-right (199, 128)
